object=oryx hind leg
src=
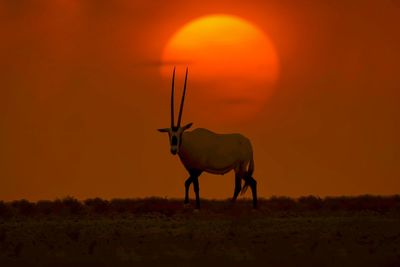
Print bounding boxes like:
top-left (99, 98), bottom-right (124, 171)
top-left (232, 172), bottom-right (243, 202)
top-left (244, 175), bottom-right (258, 209)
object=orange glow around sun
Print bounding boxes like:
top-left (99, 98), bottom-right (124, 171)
top-left (161, 15), bottom-right (280, 121)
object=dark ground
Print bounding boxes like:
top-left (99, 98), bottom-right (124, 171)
top-left (0, 196), bottom-right (399, 266)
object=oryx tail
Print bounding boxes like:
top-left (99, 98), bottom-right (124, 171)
top-left (240, 154), bottom-right (254, 195)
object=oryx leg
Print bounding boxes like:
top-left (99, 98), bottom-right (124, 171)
top-left (184, 170), bottom-right (202, 207)
top-left (247, 176), bottom-right (258, 209)
top-left (193, 177), bottom-right (200, 209)
top-left (184, 176), bottom-right (194, 204)
top-left (191, 171), bottom-right (202, 209)
top-left (232, 173), bottom-right (242, 202)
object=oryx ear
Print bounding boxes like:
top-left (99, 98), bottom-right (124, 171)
top-left (157, 128), bottom-right (169, 133)
top-left (182, 123), bottom-right (193, 130)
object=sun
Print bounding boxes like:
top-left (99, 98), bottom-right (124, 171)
top-left (161, 14), bottom-right (279, 122)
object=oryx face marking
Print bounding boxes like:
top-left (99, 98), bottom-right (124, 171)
top-left (158, 67), bottom-right (193, 155)
top-left (159, 126), bottom-right (190, 155)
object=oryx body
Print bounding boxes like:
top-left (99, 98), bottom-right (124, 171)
top-left (179, 128), bottom-right (253, 176)
top-left (158, 68), bottom-right (258, 209)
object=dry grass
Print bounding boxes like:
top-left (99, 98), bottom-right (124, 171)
top-left (0, 196), bottom-right (399, 266)
top-left (1, 195), bottom-right (400, 218)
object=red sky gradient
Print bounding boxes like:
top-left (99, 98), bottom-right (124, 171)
top-left (0, 0), bottom-right (399, 201)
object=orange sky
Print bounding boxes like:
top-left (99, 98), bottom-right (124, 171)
top-left (0, 0), bottom-right (399, 201)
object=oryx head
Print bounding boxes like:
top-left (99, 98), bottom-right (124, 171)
top-left (158, 67), bottom-right (193, 155)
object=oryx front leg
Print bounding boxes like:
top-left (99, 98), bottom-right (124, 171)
top-left (184, 176), bottom-right (193, 205)
top-left (192, 175), bottom-right (201, 209)
top-left (184, 170), bottom-right (202, 208)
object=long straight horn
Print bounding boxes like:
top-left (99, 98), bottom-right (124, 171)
top-left (177, 67), bottom-right (188, 127)
top-left (171, 67), bottom-right (176, 128)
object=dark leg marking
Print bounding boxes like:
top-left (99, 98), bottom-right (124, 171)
top-left (249, 177), bottom-right (258, 209)
top-left (184, 170), bottom-right (202, 208)
top-left (243, 175), bottom-right (258, 209)
top-left (184, 176), bottom-right (193, 204)
top-left (232, 174), bottom-right (242, 202)
top-left (192, 176), bottom-right (200, 209)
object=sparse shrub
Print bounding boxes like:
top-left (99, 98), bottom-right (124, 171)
top-left (51, 198), bottom-right (67, 215)
top-left (349, 194), bottom-right (399, 213)
top-left (61, 196), bottom-right (83, 215)
top-left (109, 199), bottom-right (135, 213)
top-left (36, 200), bottom-right (55, 215)
top-left (324, 196), bottom-right (349, 211)
top-left (298, 195), bottom-right (323, 211)
top-left (322, 195), bottom-right (400, 213)
top-left (0, 195), bottom-right (399, 218)
top-left (135, 197), bottom-right (170, 214)
top-left (85, 198), bottom-right (109, 214)
top-left (268, 196), bottom-right (297, 211)
top-left (0, 201), bottom-right (11, 218)
top-left (11, 199), bottom-right (35, 216)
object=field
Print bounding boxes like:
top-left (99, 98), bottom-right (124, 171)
top-left (0, 196), bottom-right (400, 266)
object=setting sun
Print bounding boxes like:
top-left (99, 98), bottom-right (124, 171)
top-left (161, 15), bottom-right (280, 120)
top-left (1, 1), bottom-right (400, 264)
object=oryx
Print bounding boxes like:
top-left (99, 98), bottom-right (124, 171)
top-left (158, 67), bottom-right (258, 209)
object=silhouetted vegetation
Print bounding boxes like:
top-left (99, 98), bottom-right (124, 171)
top-left (1, 195), bottom-right (400, 266)
top-left (0, 195), bottom-right (399, 218)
